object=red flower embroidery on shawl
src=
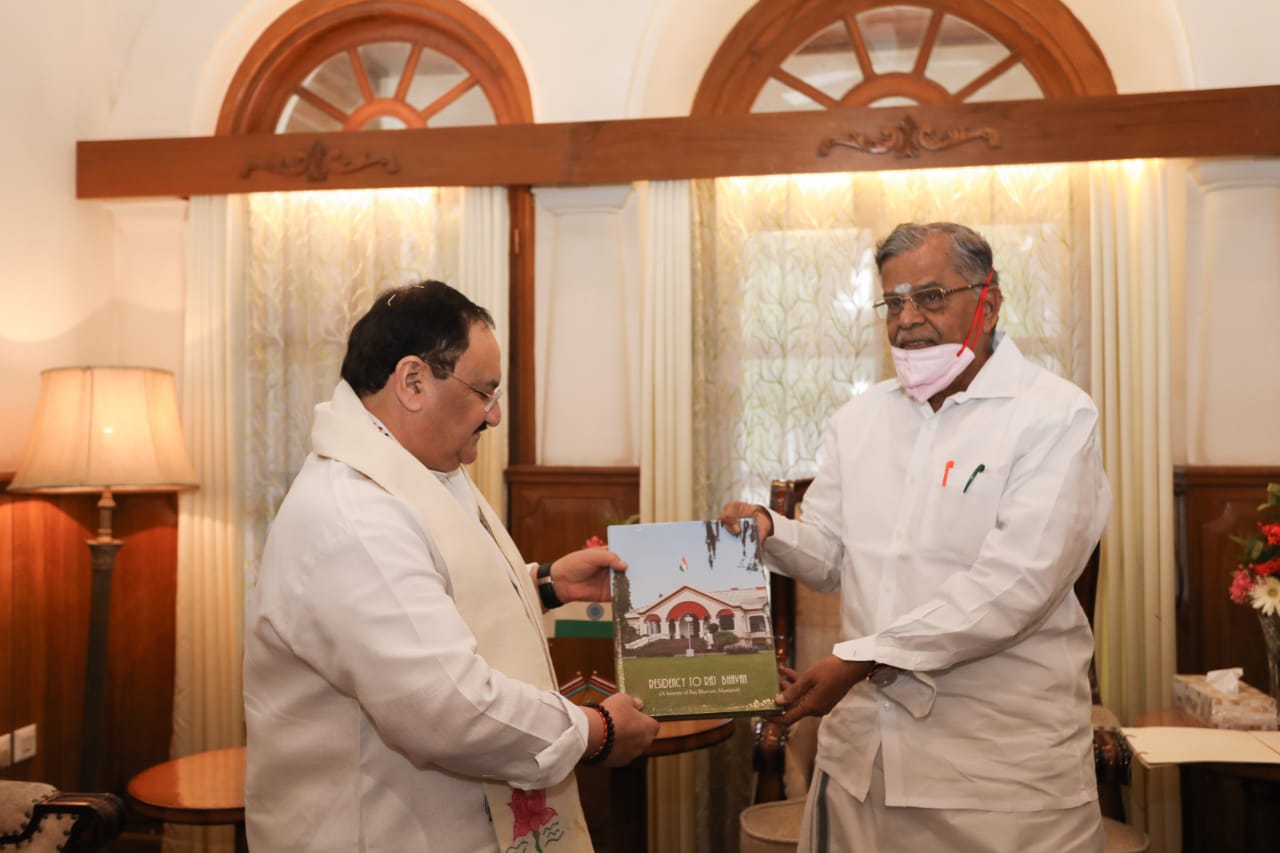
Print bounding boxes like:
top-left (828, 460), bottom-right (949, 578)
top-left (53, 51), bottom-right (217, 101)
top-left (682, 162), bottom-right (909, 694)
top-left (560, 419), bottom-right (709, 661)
top-left (509, 788), bottom-right (558, 840)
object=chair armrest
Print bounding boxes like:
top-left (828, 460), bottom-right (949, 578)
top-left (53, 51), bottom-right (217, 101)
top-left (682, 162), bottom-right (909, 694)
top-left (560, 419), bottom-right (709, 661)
top-left (31, 792), bottom-right (126, 851)
top-left (751, 718), bottom-right (790, 804)
top-left (1093, 724), bottom-right (1133, 822)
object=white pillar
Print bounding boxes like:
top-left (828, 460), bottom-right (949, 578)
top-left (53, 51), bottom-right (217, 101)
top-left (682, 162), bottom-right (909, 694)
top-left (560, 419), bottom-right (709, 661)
top-left (101, 199), bottom-right (190, 375)
top-left (1184, 161), bottom-right (1280, 464)
top-left (534, 185), bottom-right (641, 464)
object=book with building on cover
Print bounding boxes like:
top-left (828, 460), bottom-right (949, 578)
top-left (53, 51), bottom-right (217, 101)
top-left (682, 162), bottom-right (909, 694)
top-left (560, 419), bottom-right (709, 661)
top-left (608, 519), bottom-right (783, 720)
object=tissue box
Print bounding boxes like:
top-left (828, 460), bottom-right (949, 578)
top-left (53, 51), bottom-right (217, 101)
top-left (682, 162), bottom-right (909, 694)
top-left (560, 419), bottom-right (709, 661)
top-left (1172, 674), bottom-right (1277, 730)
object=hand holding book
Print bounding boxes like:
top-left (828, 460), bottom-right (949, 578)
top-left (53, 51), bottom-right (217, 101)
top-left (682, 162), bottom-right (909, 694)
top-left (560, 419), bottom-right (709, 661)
top-left (540, 546), bottom-right (628, 605)
top-left (717, 501), bottom-right (774, 541)
top-left (580, 693), bottom-right (661, 767)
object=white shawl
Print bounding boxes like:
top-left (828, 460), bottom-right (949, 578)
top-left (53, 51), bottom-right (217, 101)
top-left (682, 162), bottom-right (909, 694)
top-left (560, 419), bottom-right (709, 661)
top-left (312, 381), bottom-right (591, 852)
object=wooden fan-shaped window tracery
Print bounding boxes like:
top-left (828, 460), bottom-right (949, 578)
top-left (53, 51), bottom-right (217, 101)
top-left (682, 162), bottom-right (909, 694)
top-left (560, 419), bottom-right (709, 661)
top-left (282, 40), bottom-right (499, 132)
top-left (693, 0), bottom-right (1115, 115)
top-left (217, 0), bottom-right (532, 135)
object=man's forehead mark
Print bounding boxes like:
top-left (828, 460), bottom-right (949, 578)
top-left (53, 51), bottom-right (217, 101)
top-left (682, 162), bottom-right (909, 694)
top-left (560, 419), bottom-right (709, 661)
top-left (887, 280), bottom-right (944, 295)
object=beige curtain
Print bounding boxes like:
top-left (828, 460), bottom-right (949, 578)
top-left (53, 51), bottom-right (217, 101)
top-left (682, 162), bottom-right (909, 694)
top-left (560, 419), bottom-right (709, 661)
top-left (693, 166), bottom-right (1086, 510)
top-left (1089, 159), bottom-right (1180, 850)
top-left (242, 188), bottom-right (463, 588)
top-left (171, 194), bottom-right (246, 853)
top-left (460, 187), bottom-right (511, 519)
top-left (637, 180), bottom-right (700, 853)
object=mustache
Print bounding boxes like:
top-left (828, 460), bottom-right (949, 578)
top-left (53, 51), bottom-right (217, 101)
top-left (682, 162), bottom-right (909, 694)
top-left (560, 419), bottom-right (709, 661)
top-left (895, 334), bottom-right (938, 346)
top-left (474, 422), bottom-right (489, 435)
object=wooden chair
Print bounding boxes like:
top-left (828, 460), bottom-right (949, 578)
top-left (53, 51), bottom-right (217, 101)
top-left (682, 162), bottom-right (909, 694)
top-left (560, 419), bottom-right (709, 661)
top-left (740, 478), bottom-right (1149, 853)
top-left (0, 781), bottom-right (125, 852)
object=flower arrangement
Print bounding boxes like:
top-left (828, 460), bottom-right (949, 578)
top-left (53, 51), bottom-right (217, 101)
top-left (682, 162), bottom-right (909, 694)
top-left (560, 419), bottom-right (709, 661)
top-left (1228, 483), bottom-right (1280, 616)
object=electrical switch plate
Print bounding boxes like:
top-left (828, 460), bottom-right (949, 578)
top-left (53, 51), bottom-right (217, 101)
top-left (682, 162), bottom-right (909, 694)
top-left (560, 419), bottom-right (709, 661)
top-left (14, 724), bottom-right (36, 763)
top-left (0, 733), bottom-right (11, 768)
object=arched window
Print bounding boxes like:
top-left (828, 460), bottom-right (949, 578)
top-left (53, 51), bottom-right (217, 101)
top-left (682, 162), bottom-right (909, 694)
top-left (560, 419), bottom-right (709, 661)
top-left (689, 0), bottom-right (1109, 509)
top-left (693, 0), bottom-right (1114, 115)
top-left (215, 1), bottom-right (534, 590)
top-left (218, 0), bottom-right (532, 134)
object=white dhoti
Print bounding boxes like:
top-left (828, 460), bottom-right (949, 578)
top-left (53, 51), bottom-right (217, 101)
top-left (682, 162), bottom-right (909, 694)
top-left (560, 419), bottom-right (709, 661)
top-left (799, 749), bottom-right (1104, 853)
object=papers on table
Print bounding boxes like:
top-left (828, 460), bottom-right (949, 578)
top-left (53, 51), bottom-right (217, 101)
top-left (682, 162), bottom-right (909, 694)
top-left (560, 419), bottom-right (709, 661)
top-left (1121, 727), bottom-right (1280, 766)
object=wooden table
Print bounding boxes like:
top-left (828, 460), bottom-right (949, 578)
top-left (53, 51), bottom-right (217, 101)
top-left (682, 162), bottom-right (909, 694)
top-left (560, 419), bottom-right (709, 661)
top-left (595, 716), bottom-right (735, 853)
top-left (647, 716), bottom-right (737, 756)
top-left (127, 745), bottom-right (247, 852)
top-left (123, 721), bottom-right (731, 853)
top-left (1133, 707), bottom-right (1280, 852)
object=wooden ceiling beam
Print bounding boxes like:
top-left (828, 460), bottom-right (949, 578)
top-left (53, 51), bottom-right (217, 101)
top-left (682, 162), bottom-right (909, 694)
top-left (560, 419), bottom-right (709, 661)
top-left (77, 85), bottom-right (1280, 199)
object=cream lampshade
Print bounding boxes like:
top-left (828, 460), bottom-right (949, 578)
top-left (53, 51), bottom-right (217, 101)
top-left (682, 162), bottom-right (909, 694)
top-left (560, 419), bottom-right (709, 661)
top-left (10, 366), bottom-right (197, 494)
top-left (9, 366), bottom-right (198, 791)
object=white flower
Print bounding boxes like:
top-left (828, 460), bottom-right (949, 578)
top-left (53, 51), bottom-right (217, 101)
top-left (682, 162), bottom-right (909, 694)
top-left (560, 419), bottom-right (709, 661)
top-left (1249, 576), bottom-right (1280, 616)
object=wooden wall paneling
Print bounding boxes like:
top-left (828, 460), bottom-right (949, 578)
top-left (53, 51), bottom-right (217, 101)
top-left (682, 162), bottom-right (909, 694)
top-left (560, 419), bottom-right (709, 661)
top-left (0, 492), bottom-right (14, 770)
top-left (505, 465), bottom-right (639, 562)
top-left (77, 86), bottom-right (1280, 199)
top-left (105, 494), bottom-right (178, 796)
top-left (44, 496), bottom-right (98, 790)
top-left (0, 484), bottom-right (177, 810)
top-left (1174, 466), bottom-right (1280, 689)
top-left (2, 491), bottom-right (94, 789)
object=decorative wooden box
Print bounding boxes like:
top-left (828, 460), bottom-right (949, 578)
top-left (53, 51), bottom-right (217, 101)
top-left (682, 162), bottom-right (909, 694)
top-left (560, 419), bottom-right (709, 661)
top-left (1172, 673), bottom-right (1278, 730)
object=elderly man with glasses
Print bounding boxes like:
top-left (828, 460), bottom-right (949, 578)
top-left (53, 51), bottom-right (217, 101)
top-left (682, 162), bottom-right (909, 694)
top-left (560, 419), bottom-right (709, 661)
top-left (722, 222), bottom-right (1111, 852)
top-left (244, 280), bottom-right (659, 852)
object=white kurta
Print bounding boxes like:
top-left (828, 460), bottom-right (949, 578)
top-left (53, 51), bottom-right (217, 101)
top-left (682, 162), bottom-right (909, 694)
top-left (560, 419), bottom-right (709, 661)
top-left (244, 444), bottom-right (589, 851)
top-left (765, 335), bottom-right (1111, 815)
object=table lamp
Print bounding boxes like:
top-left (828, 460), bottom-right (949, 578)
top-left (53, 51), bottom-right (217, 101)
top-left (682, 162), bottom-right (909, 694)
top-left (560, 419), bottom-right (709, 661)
top-left (8, 366), bottom-right (198, 791)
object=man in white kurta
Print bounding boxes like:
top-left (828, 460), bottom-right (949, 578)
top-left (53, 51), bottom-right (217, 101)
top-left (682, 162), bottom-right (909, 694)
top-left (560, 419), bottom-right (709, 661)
top-left (244, 281), bottom-right (658, 852)
top-left (723, 223), bottom-right (1110, 852)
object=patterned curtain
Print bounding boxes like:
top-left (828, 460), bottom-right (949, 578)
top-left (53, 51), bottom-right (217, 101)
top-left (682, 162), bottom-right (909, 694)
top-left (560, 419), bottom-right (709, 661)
top-left (242, 187), bottom-right (464, 587)
top-left (692, 165), bottom-right (1088, 512)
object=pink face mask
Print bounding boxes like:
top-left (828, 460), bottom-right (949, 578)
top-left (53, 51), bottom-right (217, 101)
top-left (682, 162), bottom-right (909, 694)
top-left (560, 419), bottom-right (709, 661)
top-left (891, 342), bottom-right (975, 403)
top-left (889, 273), bottom-right (991, 404)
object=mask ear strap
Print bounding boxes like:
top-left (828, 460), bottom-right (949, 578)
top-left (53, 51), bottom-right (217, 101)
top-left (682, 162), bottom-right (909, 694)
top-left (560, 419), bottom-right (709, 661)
top-left (959, 269), bottom-right (994, 355)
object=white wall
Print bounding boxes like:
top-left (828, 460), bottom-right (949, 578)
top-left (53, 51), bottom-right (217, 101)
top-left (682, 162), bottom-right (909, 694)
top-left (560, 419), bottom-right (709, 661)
top-left (0, 2), bottom-right (116, 467)
top-left (1, 0), bottom-right (1279, 471)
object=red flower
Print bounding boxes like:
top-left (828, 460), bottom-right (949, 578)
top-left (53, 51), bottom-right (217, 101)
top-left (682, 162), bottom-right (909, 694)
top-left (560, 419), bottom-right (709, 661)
top-left (509, 788), bottom-right (558, 840)
top-left (1254, 557), bottom-right (1280, 577)
top-left (1227, 484), bottom-right (1280, 606)
top-left (1230, 568), bottom-right (1255, 604)
top-left (584, 535), bottom-right (607, 549)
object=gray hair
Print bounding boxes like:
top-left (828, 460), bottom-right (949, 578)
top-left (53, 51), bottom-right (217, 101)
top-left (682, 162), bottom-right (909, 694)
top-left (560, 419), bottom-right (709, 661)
top-left (874, 222), bottom-right (999, 287)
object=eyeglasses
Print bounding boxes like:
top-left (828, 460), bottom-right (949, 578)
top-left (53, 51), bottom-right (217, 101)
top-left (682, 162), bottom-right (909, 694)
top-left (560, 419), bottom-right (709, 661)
top-left (421, 358), bottom-right (503, 413)
top-left (873, 283), bottom-right (983, 319)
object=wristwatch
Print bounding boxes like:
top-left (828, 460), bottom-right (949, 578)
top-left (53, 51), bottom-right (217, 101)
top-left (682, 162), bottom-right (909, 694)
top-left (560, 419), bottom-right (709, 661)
top-left (536, 562), bottom-right (564, 609)
top-left (866, 661), bottom-right (898, 688)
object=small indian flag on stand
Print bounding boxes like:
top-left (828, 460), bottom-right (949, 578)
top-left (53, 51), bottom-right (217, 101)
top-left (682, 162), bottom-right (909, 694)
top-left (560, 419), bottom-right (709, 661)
top-left (678, 556), bottom-right (688, 572)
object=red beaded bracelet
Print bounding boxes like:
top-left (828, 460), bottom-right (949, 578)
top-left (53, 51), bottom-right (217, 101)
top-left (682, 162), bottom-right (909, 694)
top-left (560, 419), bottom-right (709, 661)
top-left (581, 702), bottom-right (615, 765)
